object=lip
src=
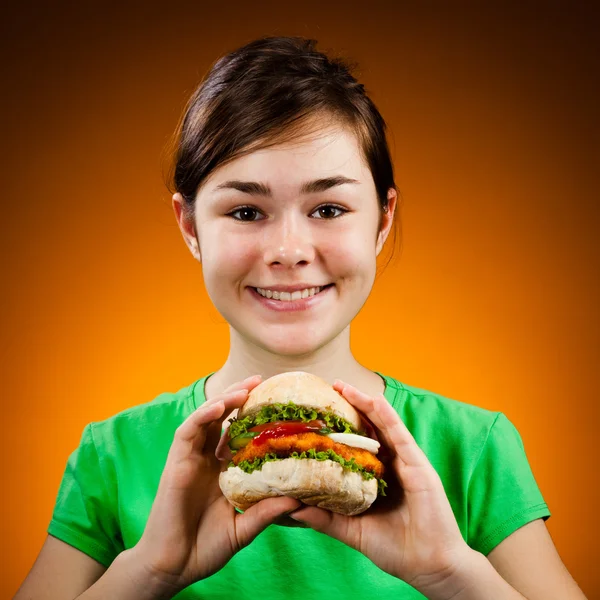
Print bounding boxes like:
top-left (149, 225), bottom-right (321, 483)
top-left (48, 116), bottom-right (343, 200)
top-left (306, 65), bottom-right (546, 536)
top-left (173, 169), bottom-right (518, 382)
top-left (248, 284), bottom-right (334, 312)
top-left (252, 283), bottom-right (331, 293)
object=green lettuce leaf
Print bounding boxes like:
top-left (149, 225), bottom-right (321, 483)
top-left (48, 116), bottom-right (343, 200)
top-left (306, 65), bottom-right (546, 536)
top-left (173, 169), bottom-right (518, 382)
top-left (228, 402), bottom-right (360, 439)
top-left (231, 448), bottom-right (387, 496)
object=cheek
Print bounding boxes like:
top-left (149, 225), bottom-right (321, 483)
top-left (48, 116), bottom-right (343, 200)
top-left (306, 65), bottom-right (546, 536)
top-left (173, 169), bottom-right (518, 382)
top-left (321, 229), bottom-right (377, 277)
top-left (201, 231), bottom-right (258, 287)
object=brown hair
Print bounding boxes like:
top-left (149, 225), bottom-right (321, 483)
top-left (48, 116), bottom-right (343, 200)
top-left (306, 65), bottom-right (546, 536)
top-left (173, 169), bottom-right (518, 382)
top-left (168, 36), bottom-right (400, 266)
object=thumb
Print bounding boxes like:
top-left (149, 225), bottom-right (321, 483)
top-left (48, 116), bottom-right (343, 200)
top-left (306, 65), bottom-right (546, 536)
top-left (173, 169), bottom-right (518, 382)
top-left (234, 497), bottom-right (302, 548)
top-left (286, 505), bottom-right (354, 545)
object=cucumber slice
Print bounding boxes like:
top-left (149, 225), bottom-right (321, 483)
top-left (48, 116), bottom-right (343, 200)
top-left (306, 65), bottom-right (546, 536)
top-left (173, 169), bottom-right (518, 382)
top-left (228, 432), bottom-right (257, 450)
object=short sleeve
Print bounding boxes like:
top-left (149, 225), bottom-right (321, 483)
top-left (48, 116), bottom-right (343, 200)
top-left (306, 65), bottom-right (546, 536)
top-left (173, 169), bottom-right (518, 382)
top-left (467, 413), bottom-right (551, 555)
top-left (48, 424), bottom-right (124, 567)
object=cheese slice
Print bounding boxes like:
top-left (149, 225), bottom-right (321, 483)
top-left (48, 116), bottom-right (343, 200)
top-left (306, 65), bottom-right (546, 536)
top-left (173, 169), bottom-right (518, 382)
top-left (326, 432), bottom-right (380, 454)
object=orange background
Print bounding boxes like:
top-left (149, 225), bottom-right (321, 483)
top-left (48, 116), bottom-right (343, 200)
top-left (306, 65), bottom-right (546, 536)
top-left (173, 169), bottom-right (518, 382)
top-left (2, 2), bottom-right (598, 598)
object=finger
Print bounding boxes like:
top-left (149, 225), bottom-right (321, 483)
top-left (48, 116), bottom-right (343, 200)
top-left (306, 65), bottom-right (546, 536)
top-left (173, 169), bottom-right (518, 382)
top-left (185, 374), bottom-right (262, 438)
top-left (334, 380), bottom-right (430, 470)
top-left (207, 377), bottom-right (261, 449)
top-left (371, 393), bottom-right (432, 469)
top-left (169, 388), bottom-right (249, 465)
top-left (285, 505), bottom-right (356, 547)
top-left (223, 374), bottom-right (262, 394)
top-left (214, 432), bottom-right (234, 462)
top-left (333, 380), bottom-right (392, 447)
top-left (233, 497), bottom-right (302, 549)
top-left (178, 389), bottom-right (248, 444)
top-left (200, 376), bottom-right (262, 447)
top-left (203, 375), bottom-right (262, 410)
top-left (207, 376), bottom-right (262, 458)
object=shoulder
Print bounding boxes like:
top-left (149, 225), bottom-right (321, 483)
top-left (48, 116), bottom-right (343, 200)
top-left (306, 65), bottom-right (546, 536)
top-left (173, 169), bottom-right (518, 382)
top-left (81, 377), bottom-right (205, 454)
top-left (379, 374), bottom-right (523, 471)
top-left (380, 375), bottom-right (550, 555)
top-left (382, 374), bottom-right (501, 439)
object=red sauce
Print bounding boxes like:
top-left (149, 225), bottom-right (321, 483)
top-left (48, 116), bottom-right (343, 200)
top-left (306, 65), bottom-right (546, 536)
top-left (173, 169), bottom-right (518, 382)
top-left (251, 421), bottom-right (325, 445)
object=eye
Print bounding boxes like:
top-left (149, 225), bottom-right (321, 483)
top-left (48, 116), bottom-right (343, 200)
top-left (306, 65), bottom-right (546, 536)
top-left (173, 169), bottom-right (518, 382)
top-left (311, 204), bottom-right (348, 219)
top-left (227, 206), bottom-right (265, 222)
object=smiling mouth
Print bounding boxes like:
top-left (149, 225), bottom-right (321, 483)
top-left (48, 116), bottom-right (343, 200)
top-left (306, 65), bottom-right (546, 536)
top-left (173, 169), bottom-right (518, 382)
top-left (253, 284), bottom-right (334, 302)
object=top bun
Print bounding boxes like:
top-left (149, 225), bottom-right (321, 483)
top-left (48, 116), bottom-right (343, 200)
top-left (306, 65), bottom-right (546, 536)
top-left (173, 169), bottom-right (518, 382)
top-left (238, 371), bottom-right (363, 432)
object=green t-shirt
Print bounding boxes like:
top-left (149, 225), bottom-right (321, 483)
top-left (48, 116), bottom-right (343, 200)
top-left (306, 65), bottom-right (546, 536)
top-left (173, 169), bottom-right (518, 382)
top-left (48, 373), bottom-right (550, 599)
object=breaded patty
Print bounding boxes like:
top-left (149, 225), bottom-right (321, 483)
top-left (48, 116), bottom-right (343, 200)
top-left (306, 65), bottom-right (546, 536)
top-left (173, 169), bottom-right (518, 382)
top-left (232, 432), bottom-right (384, 478)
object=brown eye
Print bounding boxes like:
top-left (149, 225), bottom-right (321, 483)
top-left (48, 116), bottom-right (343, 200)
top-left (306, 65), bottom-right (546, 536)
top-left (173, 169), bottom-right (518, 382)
top-left (312, 205), bottom-right (346, 219)
top-left (229, 207), bottom-right (263, 221)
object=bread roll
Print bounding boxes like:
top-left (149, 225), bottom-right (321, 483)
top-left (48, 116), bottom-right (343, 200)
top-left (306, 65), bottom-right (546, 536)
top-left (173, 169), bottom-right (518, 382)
top-left (220, 371), bottom-right (381, 516)
top-left (219, 457), bottom-right (377, 516)
top-left (238, 371), bottom-right (363, 431)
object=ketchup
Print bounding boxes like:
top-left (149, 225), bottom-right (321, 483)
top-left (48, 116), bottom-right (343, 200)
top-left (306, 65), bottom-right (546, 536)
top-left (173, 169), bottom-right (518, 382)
top-left (250, 420), bottom-right (326, 446)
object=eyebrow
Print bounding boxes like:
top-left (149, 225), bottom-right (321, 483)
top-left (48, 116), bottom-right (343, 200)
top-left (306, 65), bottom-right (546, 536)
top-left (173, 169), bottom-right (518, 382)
top-left (213, 176), bottom-right (360, 196)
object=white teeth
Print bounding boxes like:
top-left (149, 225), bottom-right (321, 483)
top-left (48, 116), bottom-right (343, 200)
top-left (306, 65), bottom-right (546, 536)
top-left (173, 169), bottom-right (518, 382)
top-left (256, 286), bottom-right (326, 301)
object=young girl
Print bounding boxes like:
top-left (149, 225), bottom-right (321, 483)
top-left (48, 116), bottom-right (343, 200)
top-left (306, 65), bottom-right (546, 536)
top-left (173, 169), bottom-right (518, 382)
top-left (15, 37), bottom-right (586, 600)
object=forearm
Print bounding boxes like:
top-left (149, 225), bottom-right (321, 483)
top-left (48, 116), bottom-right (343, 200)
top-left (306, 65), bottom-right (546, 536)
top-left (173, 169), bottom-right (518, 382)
top-left (75, 549), bottom-right (182, 600)
top-left (418, 549), bottom-right (527, 600)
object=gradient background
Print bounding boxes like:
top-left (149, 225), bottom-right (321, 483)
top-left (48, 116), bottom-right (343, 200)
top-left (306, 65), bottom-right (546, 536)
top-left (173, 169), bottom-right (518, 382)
top-left (2, 1), bottom-right (598, 598)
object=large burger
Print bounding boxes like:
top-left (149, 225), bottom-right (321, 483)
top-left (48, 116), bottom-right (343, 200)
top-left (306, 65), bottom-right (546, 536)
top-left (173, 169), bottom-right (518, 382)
top-left (219, 371), bottom-right (387, 516)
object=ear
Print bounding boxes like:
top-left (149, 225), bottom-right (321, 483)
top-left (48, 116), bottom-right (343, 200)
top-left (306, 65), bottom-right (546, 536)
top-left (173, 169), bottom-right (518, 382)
top-left (376, 188), bottom-right (398, 256)
top-left (172, 193), bottom-right (201, 262)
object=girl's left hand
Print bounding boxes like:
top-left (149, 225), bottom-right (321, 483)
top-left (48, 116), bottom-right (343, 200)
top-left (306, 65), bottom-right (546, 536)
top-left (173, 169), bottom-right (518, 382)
top-left (288, 380), bottom-right (474, 598)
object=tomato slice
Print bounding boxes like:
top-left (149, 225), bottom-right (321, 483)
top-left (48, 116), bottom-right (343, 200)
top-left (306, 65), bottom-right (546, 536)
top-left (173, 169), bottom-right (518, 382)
top-left (250, 420), bottom-right (327, 445)
top-left (248, 420), bottom-right (326, 434)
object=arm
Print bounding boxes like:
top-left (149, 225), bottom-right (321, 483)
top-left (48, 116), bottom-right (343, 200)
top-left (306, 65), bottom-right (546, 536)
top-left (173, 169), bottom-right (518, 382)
top-left (13, 535), bottom-right (177, 600)
top-left (16, 376), bottom-right (300, 600)
top-left (421, 520), bottom-right (587, 600)
top-left (485, 519), bottom-right (587, 599)
top-left (289, 382), bottom-right (587, 600)
top-left (14, 536), bottom-right (106, 600)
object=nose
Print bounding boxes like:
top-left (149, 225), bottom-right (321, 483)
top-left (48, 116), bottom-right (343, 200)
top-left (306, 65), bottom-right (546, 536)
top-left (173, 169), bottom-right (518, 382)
top-left (262, 213), bottom-right (315, 268)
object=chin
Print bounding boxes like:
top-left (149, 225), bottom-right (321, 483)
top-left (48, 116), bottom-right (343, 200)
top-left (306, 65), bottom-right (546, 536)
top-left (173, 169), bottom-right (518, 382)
top-left (261, 339), bottom-right (326, 358)
top-left (257, 328), bottom-right (336, 357)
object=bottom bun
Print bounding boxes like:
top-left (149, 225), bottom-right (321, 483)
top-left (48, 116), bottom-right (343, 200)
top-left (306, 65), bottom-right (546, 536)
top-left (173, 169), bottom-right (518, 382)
top-left (219, 458), bottom-right (378, 516)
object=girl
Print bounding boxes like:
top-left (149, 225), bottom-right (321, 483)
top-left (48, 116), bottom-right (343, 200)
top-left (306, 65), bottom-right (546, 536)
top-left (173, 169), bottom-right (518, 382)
top-left (15, 36), bottom-right (586, 600)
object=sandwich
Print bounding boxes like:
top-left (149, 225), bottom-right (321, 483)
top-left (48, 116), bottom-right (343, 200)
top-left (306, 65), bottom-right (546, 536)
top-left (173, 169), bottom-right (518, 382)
top-left (218, 371), bottom-right (387, 516)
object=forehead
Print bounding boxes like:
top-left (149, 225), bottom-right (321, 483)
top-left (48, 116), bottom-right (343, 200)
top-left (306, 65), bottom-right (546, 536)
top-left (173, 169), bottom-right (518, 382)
top-left (200, 124), bottom-right (371, 192)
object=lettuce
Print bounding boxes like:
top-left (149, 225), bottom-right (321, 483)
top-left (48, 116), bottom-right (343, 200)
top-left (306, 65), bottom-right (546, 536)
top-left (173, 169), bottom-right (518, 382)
top-left (228, 402), bottom-right (360, 439)
top-left (232, 448), bottom-right (387, 496)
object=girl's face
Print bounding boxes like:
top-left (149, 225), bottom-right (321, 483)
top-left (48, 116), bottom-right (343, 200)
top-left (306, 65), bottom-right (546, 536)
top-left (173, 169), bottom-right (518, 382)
top-left (185, 124), bottom-right (395, 356)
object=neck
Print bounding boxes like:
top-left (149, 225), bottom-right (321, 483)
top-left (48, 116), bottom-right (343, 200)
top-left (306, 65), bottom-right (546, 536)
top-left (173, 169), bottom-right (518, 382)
top-left (204, 326), bottom-right (384, 401)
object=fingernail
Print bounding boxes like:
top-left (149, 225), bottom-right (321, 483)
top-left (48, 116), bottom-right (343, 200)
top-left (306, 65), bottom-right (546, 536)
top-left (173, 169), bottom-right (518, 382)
top-left (287, 514), bottom-right (307, 525)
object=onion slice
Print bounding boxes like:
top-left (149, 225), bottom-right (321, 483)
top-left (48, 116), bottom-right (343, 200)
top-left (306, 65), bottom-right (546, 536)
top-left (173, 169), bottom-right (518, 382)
top-left (326, 432), bottom-right (380, 454)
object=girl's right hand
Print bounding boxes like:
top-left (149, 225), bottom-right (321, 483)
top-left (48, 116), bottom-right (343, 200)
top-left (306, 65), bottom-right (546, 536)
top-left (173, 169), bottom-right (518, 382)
top-left (129, 375), bottom-right (302, 595)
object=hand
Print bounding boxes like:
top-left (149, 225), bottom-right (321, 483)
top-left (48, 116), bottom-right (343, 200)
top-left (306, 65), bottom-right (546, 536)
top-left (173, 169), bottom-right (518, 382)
top-left (131, 375), bottom-right (302, 594)
top-left (288, 380), bottom-right (472, 598)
